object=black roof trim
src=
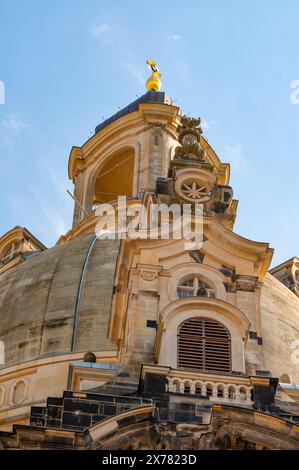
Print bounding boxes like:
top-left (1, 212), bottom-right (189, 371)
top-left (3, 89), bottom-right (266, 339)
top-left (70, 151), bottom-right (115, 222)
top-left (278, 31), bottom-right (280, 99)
top-left (95, 91), bottom-right (170, 134)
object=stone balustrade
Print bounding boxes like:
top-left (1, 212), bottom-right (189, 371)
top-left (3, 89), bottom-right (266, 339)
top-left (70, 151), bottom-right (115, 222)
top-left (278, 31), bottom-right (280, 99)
top-left (167, 376), bottom-right (253, 405)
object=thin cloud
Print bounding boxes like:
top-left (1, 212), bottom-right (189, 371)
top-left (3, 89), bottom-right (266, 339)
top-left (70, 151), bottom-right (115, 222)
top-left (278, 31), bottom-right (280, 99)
top-left (22, 161), bottom-right (73, 244)
top-left (0, 113), bottom-right (29, 149)
top-left (166, 34), bottom-right (182, 41)
top-left (26, 182), bottom-right (69, 241)
top-left (36, 201), bottom-right (69, 240)
top-left (1, 113), bottom-right (29, 132)
top-left (223, 143), bottom-right (246, 173)
top-left (89, 23), bottom-right (124, 46)
top-left (89, 24), bottom-right (147, 84)
top-left (201, 119), bottom-right (218, 131)
top-left (122, 62), bottom-right (146, 86)
top-left (90, 23), bottom-right (110, 38)
top-left (45, 164), bottom-right (71, 197)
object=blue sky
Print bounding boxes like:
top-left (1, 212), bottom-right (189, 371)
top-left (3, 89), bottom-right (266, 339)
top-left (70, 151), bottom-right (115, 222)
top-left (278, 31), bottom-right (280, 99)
top-left (0, 0), bottom-right (298, 266)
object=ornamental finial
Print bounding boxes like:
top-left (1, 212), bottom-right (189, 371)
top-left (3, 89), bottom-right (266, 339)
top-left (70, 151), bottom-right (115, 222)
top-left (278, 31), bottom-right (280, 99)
top-left (146, 60), bottom-right (161, 92)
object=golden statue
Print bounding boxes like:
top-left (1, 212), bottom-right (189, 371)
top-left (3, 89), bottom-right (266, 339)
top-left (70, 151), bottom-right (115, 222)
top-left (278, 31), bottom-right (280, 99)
top-left (146, 60), bottom-right (161, 92)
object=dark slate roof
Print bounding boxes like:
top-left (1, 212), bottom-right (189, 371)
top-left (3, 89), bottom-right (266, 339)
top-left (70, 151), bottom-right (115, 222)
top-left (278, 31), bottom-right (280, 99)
top-left (95, 91), bottom-right (171, 134)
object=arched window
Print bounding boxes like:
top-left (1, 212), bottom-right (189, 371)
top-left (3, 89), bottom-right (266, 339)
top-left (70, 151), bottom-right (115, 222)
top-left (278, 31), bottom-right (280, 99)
top-left (279, 373), bottom-right (292, 384)
top-left (93, 148), bottom-right (135, 205)
top-left (177, 318), bottom-right (231, 373)
top-left (177, 275), bottom-right (215, 299)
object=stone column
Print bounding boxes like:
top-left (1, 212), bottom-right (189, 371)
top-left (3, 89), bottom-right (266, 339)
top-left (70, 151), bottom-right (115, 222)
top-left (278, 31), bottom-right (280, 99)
top-left (246, 388), bottom-right (252, 403)
top-left (83, 174), bottom-right (95, 217)
top-left (212, 384), bottom-right (218, 399)
top-left (147, 123), bottom-right (165, 191)
top-left (167, 378), bottom-right (174, 392)
top-left (72, 171), bottom-right (85, 227)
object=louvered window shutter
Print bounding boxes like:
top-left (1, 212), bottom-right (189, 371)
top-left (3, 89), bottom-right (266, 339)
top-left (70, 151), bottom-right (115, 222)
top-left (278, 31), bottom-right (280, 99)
top-left (178, 318), bottom-right (231, 373)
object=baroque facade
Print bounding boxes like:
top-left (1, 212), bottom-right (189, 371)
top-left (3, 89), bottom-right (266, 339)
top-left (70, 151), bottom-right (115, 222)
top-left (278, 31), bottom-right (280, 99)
top-left (0, 89), bottom-right (299, 450)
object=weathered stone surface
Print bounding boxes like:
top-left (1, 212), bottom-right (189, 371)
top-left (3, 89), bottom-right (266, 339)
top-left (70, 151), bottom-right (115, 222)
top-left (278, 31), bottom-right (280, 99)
top-left (0, 234), bottom-right (119, 368)
top-left (261, 273), bottom-right (299, 383)
top-left (75, 238), bottom-right (120, 351)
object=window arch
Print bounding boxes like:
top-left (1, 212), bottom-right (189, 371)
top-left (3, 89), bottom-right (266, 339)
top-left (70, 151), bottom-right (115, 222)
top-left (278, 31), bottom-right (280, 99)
top-left (92, 147), bottom-right (135, 205)
top-left (177, 318), bottom-right (231, 373)
top-left (279, 373), bottom-right (292, 384)
top-left (177, 275), bottom-right (216, 299)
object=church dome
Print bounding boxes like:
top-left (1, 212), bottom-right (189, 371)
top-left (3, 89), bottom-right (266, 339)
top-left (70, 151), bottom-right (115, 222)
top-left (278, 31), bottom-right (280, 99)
top-left (1, 73), bottom-right (299, 448)
top-left (261, 272), bottom-right (299, 384)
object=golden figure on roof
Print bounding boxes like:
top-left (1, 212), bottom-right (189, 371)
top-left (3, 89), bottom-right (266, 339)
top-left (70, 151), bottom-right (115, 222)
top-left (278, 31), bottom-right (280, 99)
top-left (146, 59), bottom-right (161, 92)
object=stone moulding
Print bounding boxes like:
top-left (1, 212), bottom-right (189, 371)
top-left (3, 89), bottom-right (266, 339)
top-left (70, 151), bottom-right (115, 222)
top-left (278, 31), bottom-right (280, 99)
top-left (154, 296), bottom-right (250, 372)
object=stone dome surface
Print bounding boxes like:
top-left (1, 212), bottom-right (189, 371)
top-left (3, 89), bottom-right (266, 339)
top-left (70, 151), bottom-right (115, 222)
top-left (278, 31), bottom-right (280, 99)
top-left (0, 234), bottom-right (119, 369)
top-left (261, 272), bottom-right (299, 383)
